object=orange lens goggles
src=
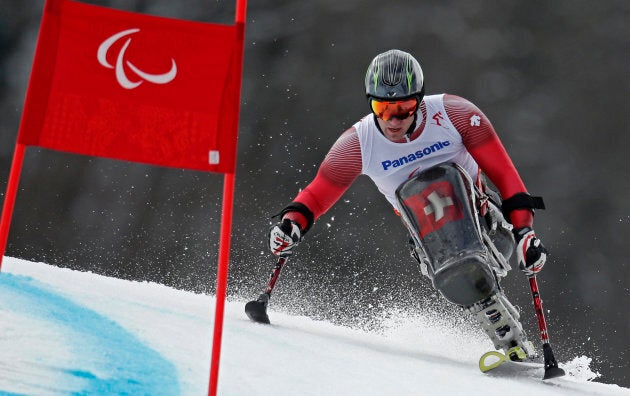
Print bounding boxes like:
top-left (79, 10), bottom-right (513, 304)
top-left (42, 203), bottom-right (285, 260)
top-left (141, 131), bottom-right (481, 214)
top-left (370, 98), bottom-right (418, 121)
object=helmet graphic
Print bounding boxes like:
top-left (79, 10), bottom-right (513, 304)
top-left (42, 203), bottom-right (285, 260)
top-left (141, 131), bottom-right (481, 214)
top-left (365, 49), bottom-right (425, 101)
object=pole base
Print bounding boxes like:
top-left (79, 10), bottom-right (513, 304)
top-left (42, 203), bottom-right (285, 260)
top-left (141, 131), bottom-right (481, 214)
top-left (542, 343), bottom-right (565, 380)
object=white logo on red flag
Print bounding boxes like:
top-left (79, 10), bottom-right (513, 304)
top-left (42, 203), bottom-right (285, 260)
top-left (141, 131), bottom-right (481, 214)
top-left (97, 28), bottom-right (177, 89)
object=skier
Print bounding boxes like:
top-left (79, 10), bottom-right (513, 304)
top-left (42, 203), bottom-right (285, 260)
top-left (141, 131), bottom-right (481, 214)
top-left (266, 49), bottom-right (547, 361)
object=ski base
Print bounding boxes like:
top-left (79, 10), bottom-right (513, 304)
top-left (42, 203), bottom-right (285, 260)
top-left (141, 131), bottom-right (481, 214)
top-left (245, 293), bottom-right (271, 324)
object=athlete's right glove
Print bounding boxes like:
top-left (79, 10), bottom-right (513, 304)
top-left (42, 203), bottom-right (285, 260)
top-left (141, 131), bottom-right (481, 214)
top-left (268, 218), bottom-right (302, 257)
top-left (514, 227), bottom-right (548, 276)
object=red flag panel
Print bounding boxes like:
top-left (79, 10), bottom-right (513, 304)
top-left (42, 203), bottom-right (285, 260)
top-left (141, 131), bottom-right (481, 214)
top-left (18, 0), bottom-right (242, 173)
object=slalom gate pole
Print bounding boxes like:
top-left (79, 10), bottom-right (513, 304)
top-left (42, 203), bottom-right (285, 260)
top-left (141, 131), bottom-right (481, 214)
top-left (528, 275), bottom-right (565, 379)
top-left (0, 143), bottom-right (27, 271)
top-left (208, 0), bottom-right (247, 394)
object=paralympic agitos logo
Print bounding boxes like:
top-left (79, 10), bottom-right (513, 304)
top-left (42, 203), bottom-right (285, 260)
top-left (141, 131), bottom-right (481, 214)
top-left (381, 141), bottom-right (451, 170)
top-left (97, 28), bottom-right (177, 90)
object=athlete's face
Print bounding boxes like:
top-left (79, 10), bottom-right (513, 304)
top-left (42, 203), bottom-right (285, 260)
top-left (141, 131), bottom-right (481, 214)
top-left (370, 97), bottom-right (418, 141)
top-left (376, 115), bottom-right (415, 142)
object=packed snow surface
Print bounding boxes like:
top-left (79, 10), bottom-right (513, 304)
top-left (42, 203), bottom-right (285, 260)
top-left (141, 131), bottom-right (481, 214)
top-left (0, 257), bottom-right (627, 395)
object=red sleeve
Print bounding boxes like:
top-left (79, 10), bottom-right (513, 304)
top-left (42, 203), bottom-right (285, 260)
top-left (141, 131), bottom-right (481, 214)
top-left (444, 94), bottom-right (533, 228)
top-left (283, 128), bottom-right (362, 230)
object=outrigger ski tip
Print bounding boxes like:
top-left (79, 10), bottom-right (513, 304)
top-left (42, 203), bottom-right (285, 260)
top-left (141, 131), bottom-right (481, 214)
top-left (542, 343), bottom-right (566, 379)
top-left (245, 293), bottom-right (271, 324)
top-left (543, 366), bottom-right (565, 380)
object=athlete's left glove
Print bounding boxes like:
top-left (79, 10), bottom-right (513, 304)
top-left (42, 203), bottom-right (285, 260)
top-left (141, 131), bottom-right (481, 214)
top-left (268, 218), bottom-right (302, 257)
top-left (514, 227), bottom-right (547, 276)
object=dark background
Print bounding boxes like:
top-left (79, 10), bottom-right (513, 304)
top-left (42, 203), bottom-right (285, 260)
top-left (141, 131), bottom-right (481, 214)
top-left (1, 0), bottom-right (628, 388)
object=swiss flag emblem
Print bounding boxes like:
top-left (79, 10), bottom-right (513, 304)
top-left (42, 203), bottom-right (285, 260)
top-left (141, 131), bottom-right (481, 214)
top-left (403, 181), bottom-right (464, 237)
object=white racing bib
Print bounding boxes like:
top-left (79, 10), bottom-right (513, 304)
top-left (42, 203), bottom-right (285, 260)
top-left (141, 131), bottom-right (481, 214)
top-left (355, 94), bottom-right (478, 209)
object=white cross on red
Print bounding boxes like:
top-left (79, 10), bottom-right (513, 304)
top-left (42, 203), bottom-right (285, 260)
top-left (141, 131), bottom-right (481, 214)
top-left (423, 191), bottom-right (454, 221)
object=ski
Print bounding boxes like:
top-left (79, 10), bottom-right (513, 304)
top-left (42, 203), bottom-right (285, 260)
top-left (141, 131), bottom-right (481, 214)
top-left (245, 293), bottom-right (271, 324)
top-left (479, 347), bottom-right (526, 373)
top-left (479, 346), bottom-right (565, 380)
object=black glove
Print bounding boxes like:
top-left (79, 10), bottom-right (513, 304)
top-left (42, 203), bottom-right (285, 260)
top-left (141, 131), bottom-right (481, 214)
top-left (268, 218), bottom-right (302, 257)
top-left (514, 227), bottom-right (547, 276)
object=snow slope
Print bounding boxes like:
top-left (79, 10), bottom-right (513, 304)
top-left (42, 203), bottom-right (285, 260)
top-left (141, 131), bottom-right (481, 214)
top-left (0, 257), bottom-right (627, 395)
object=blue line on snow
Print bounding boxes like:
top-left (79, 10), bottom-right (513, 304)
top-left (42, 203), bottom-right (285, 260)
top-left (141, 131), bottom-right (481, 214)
top-left (0, 273), bottom-right (179, 395)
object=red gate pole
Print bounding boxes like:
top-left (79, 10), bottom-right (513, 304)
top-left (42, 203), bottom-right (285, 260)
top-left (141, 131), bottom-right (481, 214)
top-left (0, 143), bottom-right (27, 271)
top-left (0, 0), bottom-right (59, 272)
top-left (209, 172), bottom-right (236, 396)
top-left (208, 0), bottom-right (247, 394)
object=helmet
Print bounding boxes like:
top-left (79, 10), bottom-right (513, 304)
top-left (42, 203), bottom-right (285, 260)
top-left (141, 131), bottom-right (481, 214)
top-left (365, 49), bottom-right (425, 101)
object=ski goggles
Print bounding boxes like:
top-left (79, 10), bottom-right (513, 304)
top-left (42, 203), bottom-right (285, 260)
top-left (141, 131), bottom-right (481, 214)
top-left (370, 97), bottom-right (418, 121)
